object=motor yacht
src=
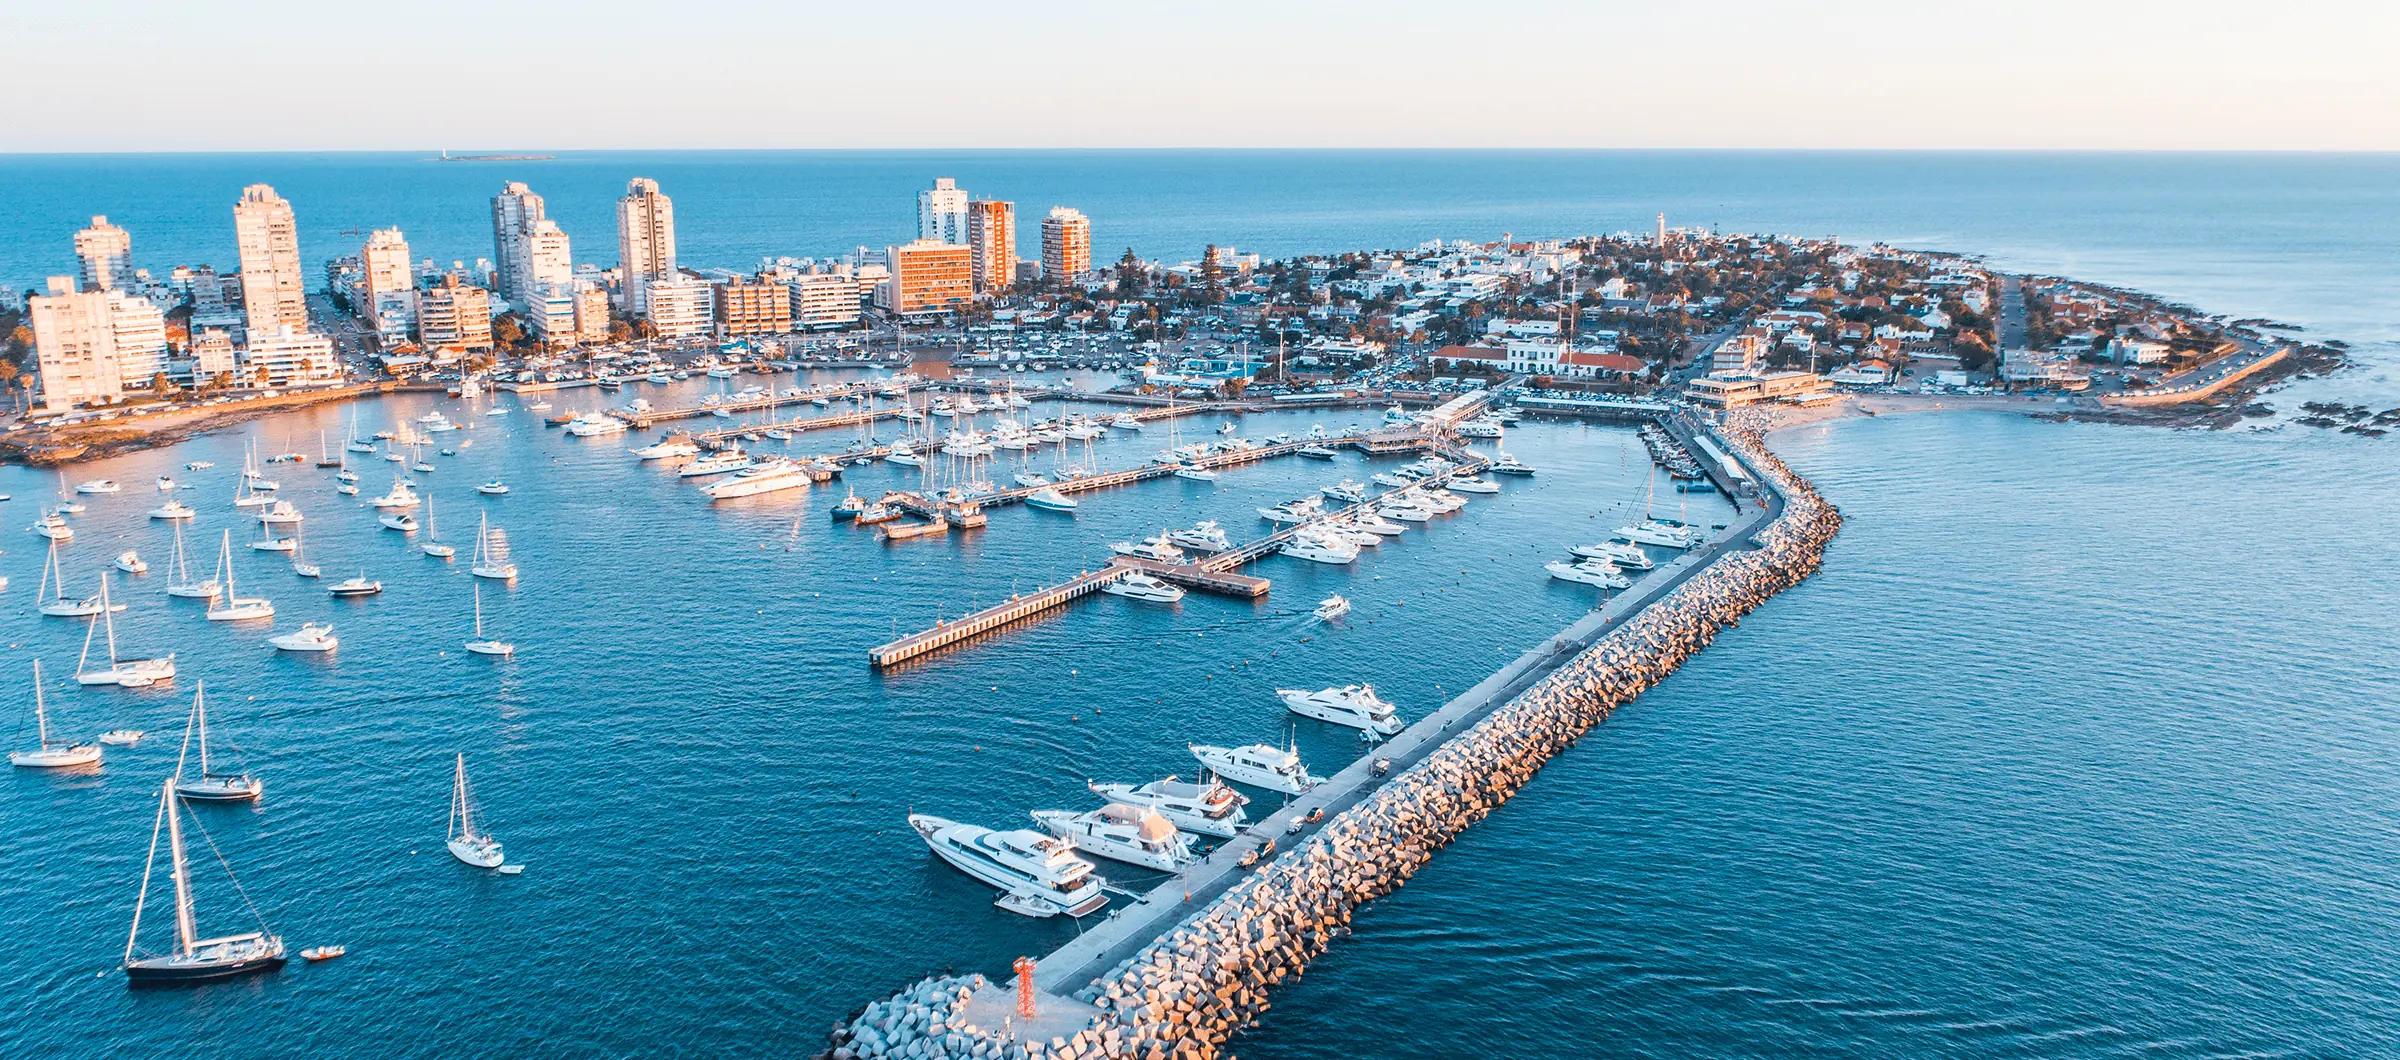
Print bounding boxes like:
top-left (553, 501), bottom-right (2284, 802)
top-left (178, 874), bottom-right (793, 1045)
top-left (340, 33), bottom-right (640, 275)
top-left (328, 575), bottom-right (382, 598)
top-left (1171, 463), bottom-right (1218, 482)
top-left (1086, 776), bottom-right (1250, 838)
top-left (1190, 743), bottom-right (1321, 795)
top-left (908, 814), bottom-right (1109, 918)
top-left (1030, 804), bottom-right (1198, 872)
top-left (378, 512), bottom-right (419, 532)
top-left (1447, 475), bottom-right (1501, 494)
top-left (1567, 541), bottom-right (1655, 568)
top-left (678, 450), bottom-right (752, 478)
top-left (1321, 480), bottom-right (1367, 503)
top-left (1296, 444), bottom-right (1338, 460)
top-left (1011, 471), bottom-right (1051, 488)
top-left (113, 550), bottom-right (147, 574)
top-left (75, 479), bottom-right (121, 495)
top-left (31, 510), bottom-right (72, 540)
top-left (566, 414), bottom-right (627, 437)
top-left (1102, 572), bottom-right (1185, 603)
top-left (268, 623), bottom-right (338, 653)
top-left (1108, 534), bottom-right (1186, 563)
top-left (1370, 471), bottom-right (1419, 488)
top-left (1279, 530), bottom-right (1358, 565)
top-left (1614, 519), bottom-right (1706, 549)
top-left (258, 501), bottom-right (303, 525)
top-left (370, 480), bottom-right (420, 509)
top-left (1379, 500), bottom-right (1435, 523)
top-left (99, 729), bottom-right (144, 746)
top-left (1313, 594), bottom-right (1351, 621)
top-left (1546, 559), bottom-right (1631, 589)
top-left (700, 459), bottom-right (812, 499)
top-left (631, 437), bottom-right (700, 461)
top-left (1489, 453), bottom-right (1536, 476)
top-left (884, 443), bottom-right (924, 467)
top-left (1279, 684), bottom-right (1403, 739)
top-left (1109, 413), bottom-right (1142, 430)
top-left (478, 480), bottom-right (510, 495)
top-left (1257, 498), bottom-right (1323, 524)
top-left (150, 499), bottom-right (196, 520)
top-left (1024, 488), bottom-right (1078, 512)
top-left (1165, 521), bottom-right (1231, 552)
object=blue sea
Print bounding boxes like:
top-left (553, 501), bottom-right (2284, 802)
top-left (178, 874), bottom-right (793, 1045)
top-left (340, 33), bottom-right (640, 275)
top-left (1, 152), bottom-right (2396, 1058)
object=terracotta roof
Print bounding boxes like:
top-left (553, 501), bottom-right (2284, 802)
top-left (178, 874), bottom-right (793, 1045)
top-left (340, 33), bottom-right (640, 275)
top-left (1434, 344), bottom-right (1505, 361)
top-left (1563, 351), bottom-right (1644, 372)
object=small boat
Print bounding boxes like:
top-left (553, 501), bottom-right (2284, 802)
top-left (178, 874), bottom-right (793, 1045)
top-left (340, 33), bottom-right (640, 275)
top-left (268, 623), bottom-right (338, 653)
top-left (1024, 487), bottom-right (1078, 512)
top-left (156, 477), bottom-right (177, 492)
top-left (328, 575), bottom-right (382, 598)
top-left (464, 584), bottom-right (513, 657)
top-left (446, 753), bottom-right (510, 868)
top-left (9, 661), bottom-right (102, 768)
top-left (184, 461), bottom-right (216, 470)
top-left (99, 729), bottom-right (144, 746)
top-left (831, 492), bottom-right (867, 520)
top-left (1190, 742), bottom-right (1321, 795)
top-left (477, 480), bottom-right (509, 495)
top-left (115, 550), bottom-right (148, 574)
top-left (412, 461), bottom-right (436, 473)
top-left (75, 479), bottom-right (122, 495)
top-left (258, 500), bottom-right (303, 525)
top-left (1102, 572), bottom-right (1185, 603)
top-left (248, 534), bottom-right (295, 553)
top-left (30, 509), bottom-right (73, 540)
top-left (301, 946), bottom-right (346, 962)
top-left (336, 483), bottom-right (359, 496)
top-left (1313, 594), bottom-right (1351, 621)
top-left (336, 469), bottom-right (360, 484)
top-left (378, 512), bottom-right (418, 532)
top-left (123, 768), bottom-right (285, 982)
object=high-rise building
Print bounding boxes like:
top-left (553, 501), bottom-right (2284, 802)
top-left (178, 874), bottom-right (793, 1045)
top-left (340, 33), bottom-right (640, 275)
top-left (489, 181), bottom-right (547, 307)
top-left (523, 219), bottom-right (573, 297)
top-left (644, 278), bottom-right (714, 338)
top-left (28, 277), bottom-right (170, 409)
top-left (360, 227), bottom-right (415, 345)
top-left (109, 291), bottom-right (169, 384)
top-left (74, 216), bottom-right (132, 292)
top-left (616, 177), bottom-right (676, 315)
top-left (966, 200), bottom-right (1016, 295)
top-left (878, 240), bottom-right (974, 317)
top-left (233, 184), bottom-right (307, 335)
top-left (418, 274), bottom-right (495, 354)
top-left (789, 272), bottom-right (863, 330)
top-left (918, 178), bottom-right (969, 245)
top-left (714, 274), bottom-right (792, 337)
top-left (1041, 207), bottom-right (1090, 287)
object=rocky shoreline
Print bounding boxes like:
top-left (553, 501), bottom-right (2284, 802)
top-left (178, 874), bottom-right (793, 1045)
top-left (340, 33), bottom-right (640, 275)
top-left (0, 383), bottom-right (431, 468)
top-left (817, 414), bottom-right (1844, 1060)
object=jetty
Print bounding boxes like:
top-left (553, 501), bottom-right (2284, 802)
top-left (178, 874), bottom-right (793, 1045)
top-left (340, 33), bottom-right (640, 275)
top-left (825, 407), bottom-right (1845, 1060)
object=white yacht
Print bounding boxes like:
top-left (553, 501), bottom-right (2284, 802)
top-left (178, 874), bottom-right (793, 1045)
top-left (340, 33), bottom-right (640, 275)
top-left (99, 729), bottom-right (144, 747)
top-left (1379, 499), bottom-right (1436, 523)
top-left (1030, 804), bottom-right (1198, 872)
top-left (678, 449), bottom-right (752, 478)
top-left (1165, 521), bottom-right (1232, 552)
top-left (268, 623), bottom-right (338, 653)
top-left (74, 478), bottom-right (122, 495)
top-left (1087, 776), bottom-right (1250, 838)
top-left (1257, 498), bottom-right (1323, 524)
top-left (1568, 541), bottom-right (1655, 568)
top-left (566, 413), bottom-right (627, 437)
top-left (1614, 519), bottom-right (1707, 549)
top-left (1313, 594), bottom-right (1351, 621)
top-left (1279, 684), bottom-right (1403, 739)
top-left (1350, 512), bottom-right (1407, 536)
top-left (75, 582), bottom-right (173, 686)
top-left (172, 683), bottom-right (263, 801)
top-left (1024, 487), bottom-right (1077, 512)
top-left (1102, 572), bottom-right (1185, 603)
top-left (164, 523), bottom-right (219, 599)
top-left (10, 661), bottom-right (101, 768)
top-left (328, 575), bottom-right (382, 598)
top-left (884, 442), bottom-right (924, 467)
top-left (446, 753), bottom-right (508, 869)
top-left (1109, 413), bottom-right (1142, 430)
top-left (700, 459), bottom-right (811, 499)
top-left (1546, 559), bottom-right (1631, 589)
top-left (31, 509), bottom-right (72, 540)
top-left (258, 500), bottom-right (303, 525)
top-left (1108, 534), bottom-right (1186, 564)
top-left (150, 499), bottom-right (196, 520)
top-left (478, 480), bottom-right (510, 495)
top-left (370, 479), bottom-right (420, 509)
top-left (1171, 463), bottom-right (1218, 482)
top-left (1321, 480), bottom-right (1367, 503)
top-left (1447, 475), bottom-right (1501, 494)
top-left (1190, 743), bottom-right (1321, 795)
top-left (378, 512), bottom-right (419, 532)
top-left (204, 531), bottom-right (274, 621)
top-left (631, 437), bottom-right (700, 461)
top-left (36, 545), bottom-right (120, 617)
top-left (908, 814), bottom-right (1109, 918)
top-left (115, 550), bottom-right (148, 574)
top-left (1279, 530), bottom-right (1358, 565)
top-left (464, 584), bottom-right (513, 657)
top-left (1489, 452), bottom-right (1536, 476)
top-left (1011, 471), bottom-right (1051, 488)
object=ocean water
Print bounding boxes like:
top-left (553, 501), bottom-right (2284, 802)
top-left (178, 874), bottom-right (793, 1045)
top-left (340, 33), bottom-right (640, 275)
top-left (3, 152), bottom-right (2398, 1058)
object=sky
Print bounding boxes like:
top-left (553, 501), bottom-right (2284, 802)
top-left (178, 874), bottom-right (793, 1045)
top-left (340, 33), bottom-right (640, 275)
top-left (4, 0), bottom-right (2396, 152)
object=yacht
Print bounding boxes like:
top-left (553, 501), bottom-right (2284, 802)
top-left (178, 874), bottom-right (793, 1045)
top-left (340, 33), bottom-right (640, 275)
top-left (1257, 498), bottom-right (1323, 524)
top-left (478, 480), bottom-right (510, 495)
top-left (172, 683), bottom-right (263, 800)
top-left (75, 584), bottom-right (173, 687)
top-left (10, 661), bottom-right (101, 768)
top-left (328, 575), bottom-right (382, 598)
top-left (1171, 463), bottom-right (1218, 482)
top-left (1024, 487), bottom-right (1078, 512)
top-left (1102, 572), bottom-right (1185, 603)
top-left (631, 437), bottom-right (700, 461)
top-left (464, 584), bottom-right (513, 657)
top-left (1546, 559), bottom-right (1632, 589)
top-left (121, 775), bottom-right (285, 983)
top-left (336, 483), bottom-right (360, 496)
top-left (1567, 541), bottom-right (1654, 568)
top-left (1447, 475), bottom-right (1501, 494)
top-left (884, 442), bottom-right (924, 467)
top-left (1107, 534), bottom-right (1185, 564)
top-left (1456, 417), bottom-right (1504, 438)
top-left (99, 729), bottom-right (144, 747)
top-left (1320, 480), bottom-right (1367, 503)
top-left (115, 550), bottom-right (148, 574)
top-left (1614, 519), bottom-right (1707, 549)
top-left (1086, 776), bottom-right (1250, 838)
top-left (203, 532), bottom-right (273, 621)
top-left (1379, 499), bottom-right (1435, 523)
top-left (75, 478), bottom-right (122, 495)
top-left (1190, 743), bottom-right (1321, 795)
top-left (1381, 404), bottom-right (1413, 424)
top-left (150, 499), bottom-right (197, 520)
top-left (1109, 413), bottom-right (1142, 430)
top-left (186, 460), bottom-right (218, 470)
top-left (1279, 684), bottom-right (1403, 739)
top-left (446, 754), bottom-right (509, 870)
top-left (370, 479), bottom-right (420, 509)
top-left (1279, 530), bottom-right (1358, 565)
top-left (268, 623), bottom-right (338, 653)
top-left (1165, 521), bottom-right (1232, 552)
top-left (1029, 804), bottom-right (1198, 871)
top-left (378, 512), bottom-right (419, 532)
top-left (1296, 444), bottom-right (1339, 460)
top-left (1313, 594), bottom-right (1351, 621)
top-left (700, 459), bottom-right (812, 499)
top-left (1011, 471), bottom-right (1051, 488)
top-left (1414, 489), bottom-right (1468, 514)
top-left (1370, 471), bottom-right (1419, 488)
top-left (1350, 511), bottom-right (1407, 536)
top-left (908, 814), bottom-right (1109, 918)
top-left (566, 413), bottom-right (627, 437)
top-left (258, 500), bottom-right (303, 525)
top-left (164, 524), bottom-right (220, 599)
top-left (1489, 452), bottom-right (1536, 476)
top-left (677, 449), bottom-right (752, 478)
top-left (31, 509), bottom-right (72, 540)
top-left (36, 548), bottom-right (120, 617)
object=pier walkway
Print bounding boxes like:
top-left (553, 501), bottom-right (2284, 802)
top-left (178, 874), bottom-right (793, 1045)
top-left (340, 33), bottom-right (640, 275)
top-left (618, 378), bottom-right (915, 429)
top-left (867, 567), bottom-right (1132, 668)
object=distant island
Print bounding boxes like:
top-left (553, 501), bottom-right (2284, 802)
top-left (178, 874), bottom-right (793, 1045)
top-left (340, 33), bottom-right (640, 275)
top-left (428, 150), bottom-right (554, 162)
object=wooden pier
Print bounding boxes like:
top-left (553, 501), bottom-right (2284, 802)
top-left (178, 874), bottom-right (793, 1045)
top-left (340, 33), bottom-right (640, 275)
top-left (868, 567), bottom-right (1131, 668)
top-left (691, 404), bottom-right (920, 447)
top-left (621, 378), bottom-right (918, 429)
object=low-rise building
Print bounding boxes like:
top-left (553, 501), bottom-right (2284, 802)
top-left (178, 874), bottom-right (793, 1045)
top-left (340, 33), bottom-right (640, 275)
top-left (645, 277), bottom-right (714, 338)
top-left (242, 324), bottom-right (341, 386)
top-left (417, 274), bottom-right (495, 354)
top-left (789, 272), bottom-right (862, 330)
top-left (715, 274), bottom-right (792, 336)
top-left (1685, 370), bottom-right (1834, 408)
top-left (877, 240), bottom-right (973, 317)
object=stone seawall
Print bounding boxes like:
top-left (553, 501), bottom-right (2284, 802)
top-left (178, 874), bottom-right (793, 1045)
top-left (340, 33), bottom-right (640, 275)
top-left (821, 415), bottom-right (1842, 1060)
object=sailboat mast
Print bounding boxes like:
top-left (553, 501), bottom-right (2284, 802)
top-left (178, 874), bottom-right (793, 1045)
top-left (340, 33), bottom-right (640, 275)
top-left (473, 585), bottom-right (485, 637)
top-left (194, 686), bottom-right (212, 778)
top-left (30, 660), bottom-right (49, 746)
top-left (101, 579), bottom-right (119, 664)
top-left (126, 778), bottom-right (171, 962)
top-left (166, 782), bottom-right (197, 955)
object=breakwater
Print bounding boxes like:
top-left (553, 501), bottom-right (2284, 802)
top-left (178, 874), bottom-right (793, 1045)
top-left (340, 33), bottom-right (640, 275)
top-left (821, 411), bottom-right (1842, 1060)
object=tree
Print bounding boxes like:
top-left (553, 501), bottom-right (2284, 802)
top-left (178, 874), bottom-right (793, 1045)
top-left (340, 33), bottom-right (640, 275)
top-left (1115, 249), bottom-right (1145, 296)
top-left (1199, 244), bottom-right (1225, 305)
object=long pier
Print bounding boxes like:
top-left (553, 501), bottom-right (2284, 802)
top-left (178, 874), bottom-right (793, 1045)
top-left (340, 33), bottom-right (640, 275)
top-left (866, 568), bottom-right (1131, 668)
top-left (619, 378), bottom-right (918, 429)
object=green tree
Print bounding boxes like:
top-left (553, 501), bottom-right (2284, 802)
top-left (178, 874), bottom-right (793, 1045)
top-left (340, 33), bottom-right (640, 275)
top-left (1115, 249), bottom-right (1145, 295)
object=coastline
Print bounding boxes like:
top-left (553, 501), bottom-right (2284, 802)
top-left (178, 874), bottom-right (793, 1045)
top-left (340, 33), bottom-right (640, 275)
top-left (0, 382), bottom-right (441, 468)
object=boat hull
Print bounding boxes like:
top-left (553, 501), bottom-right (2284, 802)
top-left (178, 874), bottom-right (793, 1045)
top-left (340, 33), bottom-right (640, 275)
top-left (125, 951), bottom-right (285, 984)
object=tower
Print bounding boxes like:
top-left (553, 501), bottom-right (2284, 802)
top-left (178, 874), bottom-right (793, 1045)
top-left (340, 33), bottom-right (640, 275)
top-left (74, 216), bottom-right (132, 292)
top-left (233, 184), bottom-right (307, 335)
top-left (617, 177), bottom-right (677, 315)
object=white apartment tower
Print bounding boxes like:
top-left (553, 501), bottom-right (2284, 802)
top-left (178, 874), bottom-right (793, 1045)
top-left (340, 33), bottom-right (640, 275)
top-left (616, 177), bottom-right (676, 316)
top-left (1040, 206), bottom-right (1091, 286)
top-left (918, 178), bottom-right (969, 245)
top-left (74, 216), bottom-right (133, 292)
top-left (233, 184), bottom-right (308, 335)
top-left (490, 181), bottom-right (547, 307)
top-left (523, 219), bottom-right (573, 294)
top-left (360, 227), bottom-right (415, 343)
top-left (28, 277), bottom-right (169, 409)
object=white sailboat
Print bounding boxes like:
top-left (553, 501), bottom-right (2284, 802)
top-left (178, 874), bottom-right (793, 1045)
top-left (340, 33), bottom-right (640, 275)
top-left (75, 580), bottom-right (175, 686)
top-left (203, 531), bottom-right (273, 621)
top-left (9, 661), bottom-right (101, 767)
top-left (463, 584), bottom-right (513, 657)
top-left (445, 753), bottom-right (513, 870)
top-left (421, 495), bottom-right (455, 557)
top-left (172, 682), bottom-right (262, 801)
top-left (36, 541), bottom-right (123, 617)
top-left (165, 521), bottom-right (222, 599)
top-left (122, 775), bottom-right (285, 982)
top-left (470, 513), bottom-right (516, 580)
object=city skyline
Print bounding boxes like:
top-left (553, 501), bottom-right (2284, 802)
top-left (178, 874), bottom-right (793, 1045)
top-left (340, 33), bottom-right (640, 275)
top-left (4, 1), bottom-right (2397, 153)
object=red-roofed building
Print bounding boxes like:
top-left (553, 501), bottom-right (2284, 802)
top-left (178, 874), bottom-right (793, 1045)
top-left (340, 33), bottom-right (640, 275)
top-left (1558, 350), bottom-right (1646, 379)
top-left (1433, 343), bottom-right (1506, 365)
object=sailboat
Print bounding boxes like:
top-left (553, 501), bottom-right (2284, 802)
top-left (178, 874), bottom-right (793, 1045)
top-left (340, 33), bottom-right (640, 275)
top-left (290, 521), bottom-right (321, 578)
top-left (446, 753), bottom-right (514, 870)
top-left (203, 530), bottom-right (273, 621)
top-left (315, 429), bottom-right (341, 468)
top-left (122, 774), bottom-right (286, 982)
top-left (75, 580), bottom-right (175, 686)
top-left (165, 522), bottom-right (222, 599)
top-left (345, 407), bottom-right (376, 453)
top-left (172, 682), bottom-right (262, 801)
top-left (470, 513), bottom-right (516, 580)
top-left (421, 495), bottom-right (455, 557)
top-left (463, 584), bottom-right (514, 657)
top-left (9, 661), bottom-right (101, 767)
